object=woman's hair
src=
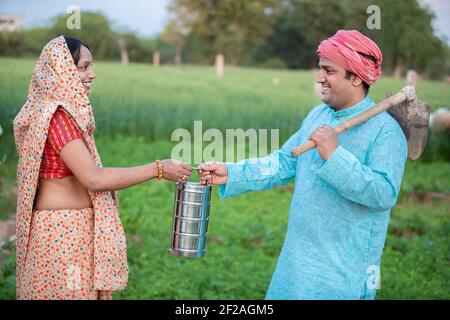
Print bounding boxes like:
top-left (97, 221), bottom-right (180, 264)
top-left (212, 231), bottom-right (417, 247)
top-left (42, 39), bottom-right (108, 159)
top-left (63, 36), bottom-right (91, 65)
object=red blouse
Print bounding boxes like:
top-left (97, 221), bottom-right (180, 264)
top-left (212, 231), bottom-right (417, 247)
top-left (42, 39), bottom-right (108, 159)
top-left (39, 108), bottom-right (82, 179)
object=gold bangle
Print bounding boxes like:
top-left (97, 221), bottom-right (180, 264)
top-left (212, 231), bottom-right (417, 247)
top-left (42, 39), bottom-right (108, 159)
top-left (155, 160), bottom-right (163, 181)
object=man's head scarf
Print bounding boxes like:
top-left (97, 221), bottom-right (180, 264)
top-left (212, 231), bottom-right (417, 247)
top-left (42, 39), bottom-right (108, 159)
top-left (317, 30), bottom-right (382, 85)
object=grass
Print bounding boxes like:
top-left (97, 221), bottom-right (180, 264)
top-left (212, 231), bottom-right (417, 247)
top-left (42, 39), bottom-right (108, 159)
top-left (381, 200), bottom-right (450, 299)
top-left (0, 57), bottom-right (449, 299)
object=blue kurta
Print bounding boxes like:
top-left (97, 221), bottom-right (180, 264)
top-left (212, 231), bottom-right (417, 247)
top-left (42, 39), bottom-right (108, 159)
top-left (218, 96), bottom-right (408, 299)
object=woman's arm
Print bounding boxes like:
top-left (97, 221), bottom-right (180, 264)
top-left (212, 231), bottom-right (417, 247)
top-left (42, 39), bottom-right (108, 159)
top-left (60, 139), bottom-right (192, 192)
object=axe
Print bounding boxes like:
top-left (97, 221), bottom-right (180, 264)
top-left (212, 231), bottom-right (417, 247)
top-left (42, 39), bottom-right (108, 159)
top-left (291, 86), bottom-right (430, 160)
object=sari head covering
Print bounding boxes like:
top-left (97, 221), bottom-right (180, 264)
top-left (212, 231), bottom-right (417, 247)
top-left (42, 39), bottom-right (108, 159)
top-left (13, 36), bottom-right (128, 296)
top-left (317, 30), bottom-right (382, 85)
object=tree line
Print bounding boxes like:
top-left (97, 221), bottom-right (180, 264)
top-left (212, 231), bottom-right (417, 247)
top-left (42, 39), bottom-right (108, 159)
top-left (0, 0), bottom-right (448, 79)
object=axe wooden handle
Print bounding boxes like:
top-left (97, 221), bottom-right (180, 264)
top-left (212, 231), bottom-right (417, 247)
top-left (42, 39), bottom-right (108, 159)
top-left (291, 86), bottom-right (416, 157)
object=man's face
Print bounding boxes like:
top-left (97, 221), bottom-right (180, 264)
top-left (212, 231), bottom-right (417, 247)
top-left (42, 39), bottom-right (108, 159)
top-left (316, 57), bottom-right (358, 109)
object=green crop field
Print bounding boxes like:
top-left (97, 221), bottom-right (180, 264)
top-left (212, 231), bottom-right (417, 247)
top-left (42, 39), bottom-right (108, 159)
top-left (0, 57), bottom-right (449, 299)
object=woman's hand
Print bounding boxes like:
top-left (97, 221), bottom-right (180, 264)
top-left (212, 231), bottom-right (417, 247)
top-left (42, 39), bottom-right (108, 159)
top-left (161, 159), bottom-right (193, 182)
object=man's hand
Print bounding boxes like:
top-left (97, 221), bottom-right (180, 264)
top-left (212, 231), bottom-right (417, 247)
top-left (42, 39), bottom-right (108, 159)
top-left (309, 124), bottom-right (338, 160)
top-left (198, 161), bottom-right (228, 185)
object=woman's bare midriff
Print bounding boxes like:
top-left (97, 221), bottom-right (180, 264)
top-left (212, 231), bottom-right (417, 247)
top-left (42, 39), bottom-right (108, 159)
top-left (34, 175), bottom-right (93, 210)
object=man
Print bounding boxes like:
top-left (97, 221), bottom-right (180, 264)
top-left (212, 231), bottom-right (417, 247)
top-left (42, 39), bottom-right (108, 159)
top-left (199, 30), bottom-right (407, 299)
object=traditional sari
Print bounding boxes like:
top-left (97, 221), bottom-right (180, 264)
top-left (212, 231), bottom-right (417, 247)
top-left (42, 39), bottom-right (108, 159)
top-left (13, 36), bottom-right (128, 300)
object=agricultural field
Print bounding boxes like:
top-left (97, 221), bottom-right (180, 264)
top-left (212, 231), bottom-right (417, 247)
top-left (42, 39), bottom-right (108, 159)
top-left (0, 57), bottom-right (449, 299)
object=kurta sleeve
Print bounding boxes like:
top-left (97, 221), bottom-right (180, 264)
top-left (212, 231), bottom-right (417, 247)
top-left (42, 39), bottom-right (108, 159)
top-left (218, 128), bottom-right (301, 199)
top-left (316, 120), bottom-right (408, 211)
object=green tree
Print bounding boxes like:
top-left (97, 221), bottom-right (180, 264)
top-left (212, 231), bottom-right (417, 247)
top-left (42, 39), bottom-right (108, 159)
top-left (167, 0), bottom-right (282, 65)
top-left (162, 1), bottom-right (197, 64)
top-left (141, 36), bottom-right (175, 64)
top-left (253, 0), bottom-right (358, 69)
top-left (32, 12), bottom-right (160, 63)
top-left (362, 0), bottom-right (447, 78)
top-left (162, 21), bottom-right (188, 64)
top-left (0, 31), bottom-right (24, 56)
top-left (23, 28), bottom-right (52, 57)
top-left (255, 0), bottom-right (448, 78)
top-left (48, 12), bottom-right (120, 60)
top-left (120, 33), bottom-right (154, 63)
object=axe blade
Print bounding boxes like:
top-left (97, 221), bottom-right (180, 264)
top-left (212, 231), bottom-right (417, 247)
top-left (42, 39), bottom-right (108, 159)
top-left (387, 97), bottom-right (430, 160)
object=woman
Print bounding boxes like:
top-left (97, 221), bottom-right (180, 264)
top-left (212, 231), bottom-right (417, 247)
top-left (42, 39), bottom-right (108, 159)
top-left (13, 36), bottom-right (192, 300)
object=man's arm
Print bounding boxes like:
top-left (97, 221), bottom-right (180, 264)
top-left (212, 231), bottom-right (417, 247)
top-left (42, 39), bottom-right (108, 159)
top-left (199, 127), bottom-right (302, 198)
top-left (315, 121), bottom-right (408, 211)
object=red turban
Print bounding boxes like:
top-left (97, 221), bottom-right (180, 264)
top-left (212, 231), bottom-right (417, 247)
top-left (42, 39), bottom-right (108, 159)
top-left (317, 30), bottom-right (382, 86)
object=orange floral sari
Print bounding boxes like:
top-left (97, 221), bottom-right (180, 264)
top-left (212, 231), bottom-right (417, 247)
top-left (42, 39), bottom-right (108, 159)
top-left (13, 36), bottom-right (128, 299)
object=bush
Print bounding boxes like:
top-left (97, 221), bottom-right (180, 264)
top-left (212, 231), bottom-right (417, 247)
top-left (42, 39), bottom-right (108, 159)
top-left (0, 31), bottom-right (24, 56)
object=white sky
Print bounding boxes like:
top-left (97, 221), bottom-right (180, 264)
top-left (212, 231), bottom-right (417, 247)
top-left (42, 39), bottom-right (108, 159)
top-left (0, 0), bottom-right (449, 43)
top-left (420, 0), bottom-right (450, 43)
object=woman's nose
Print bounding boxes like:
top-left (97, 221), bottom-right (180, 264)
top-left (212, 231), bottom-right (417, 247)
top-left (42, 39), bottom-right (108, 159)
top-left (88, 68), bottom-right (96, 80)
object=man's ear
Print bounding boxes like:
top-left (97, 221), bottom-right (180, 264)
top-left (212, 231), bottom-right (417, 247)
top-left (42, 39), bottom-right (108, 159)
top-left (352, 74), bottom-right (364, 88)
